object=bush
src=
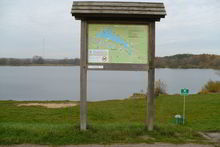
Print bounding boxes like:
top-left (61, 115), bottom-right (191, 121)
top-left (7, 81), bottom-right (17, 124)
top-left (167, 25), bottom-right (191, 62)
top-left (199, 80), bottom-right (220, 94)
top-left (155, 79), bottom-right (167, 96)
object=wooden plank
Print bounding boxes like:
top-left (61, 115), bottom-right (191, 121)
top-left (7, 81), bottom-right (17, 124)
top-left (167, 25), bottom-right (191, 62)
top-left (71, 1), bottom-right (166, 21)
top-left (87, 20), bottom-right (151, 24)
top-left (147, 22), bottom-right (155, 131)
top-left (73, 1), bottom-right (164, 8)
top-left (74, 16), bottom-right (161, 22)
top-left (87, 63), bottom-right (149, 71)
top-left (72, 6), bottom-right (166, 12)
top-left (80, 20), bottom-right (88, 131)
top-left (72, 10), bottom-right (166, 15)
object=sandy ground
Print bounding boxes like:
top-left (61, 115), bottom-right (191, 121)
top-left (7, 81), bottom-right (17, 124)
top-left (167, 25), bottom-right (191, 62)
top-left (199, 132), bottom-right (220, 144)
top-left (205, 132), bottom-right (220, 143)
top-left (0, 143), bottom-right (214, 147)
top-left (17, 103), bottom-right (77, 108)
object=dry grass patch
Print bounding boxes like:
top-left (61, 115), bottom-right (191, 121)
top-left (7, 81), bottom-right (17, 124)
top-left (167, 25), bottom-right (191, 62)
top-left (17, 103), bottom-right (77, 108)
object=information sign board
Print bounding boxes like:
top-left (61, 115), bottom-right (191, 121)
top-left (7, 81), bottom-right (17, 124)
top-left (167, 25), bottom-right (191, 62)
top-left (88, 24), bottom-right (149, 64)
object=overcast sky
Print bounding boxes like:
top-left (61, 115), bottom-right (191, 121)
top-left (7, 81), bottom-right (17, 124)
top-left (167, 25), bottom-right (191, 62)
top-left (0, 0), bottom-right (220, 58)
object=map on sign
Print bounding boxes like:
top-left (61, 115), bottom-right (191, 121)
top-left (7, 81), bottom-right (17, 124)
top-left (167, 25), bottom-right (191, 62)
top-left (88, 24), bottom-right (148, 64)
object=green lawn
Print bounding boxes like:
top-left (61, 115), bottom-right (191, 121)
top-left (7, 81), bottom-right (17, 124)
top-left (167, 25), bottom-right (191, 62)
top-left (0, 94), bottom-right (219, 145)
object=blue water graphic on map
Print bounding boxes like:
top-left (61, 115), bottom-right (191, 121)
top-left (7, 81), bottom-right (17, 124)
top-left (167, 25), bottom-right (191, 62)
top-left (96, 29), bottom-right (132, 55)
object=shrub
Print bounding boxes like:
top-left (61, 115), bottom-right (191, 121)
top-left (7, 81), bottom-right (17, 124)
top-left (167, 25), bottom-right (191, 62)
top-left (199, 80), bottom-right (220, 94)
top-left (155, 79), bottom-right (167, 96)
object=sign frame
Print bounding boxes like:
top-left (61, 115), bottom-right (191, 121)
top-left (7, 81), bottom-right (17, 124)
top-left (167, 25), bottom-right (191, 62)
top-left (72, 1), bottom-right (166, 131)
top-left (85, 20), bottom-right (152, 71)
top-left (80, 20), bottom-right (155, 130)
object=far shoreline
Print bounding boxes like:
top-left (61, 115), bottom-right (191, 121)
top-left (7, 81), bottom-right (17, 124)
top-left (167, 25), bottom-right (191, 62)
top-left (0, 65), bottom-right (219, 70)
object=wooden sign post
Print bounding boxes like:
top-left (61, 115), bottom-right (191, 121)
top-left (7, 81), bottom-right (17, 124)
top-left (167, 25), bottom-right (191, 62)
top-left (71, 1), bottom-right (166, 131)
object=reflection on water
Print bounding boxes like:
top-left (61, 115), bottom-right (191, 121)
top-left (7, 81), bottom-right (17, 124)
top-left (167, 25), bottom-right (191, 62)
top-left (0, 66), bottom-right (219, 101)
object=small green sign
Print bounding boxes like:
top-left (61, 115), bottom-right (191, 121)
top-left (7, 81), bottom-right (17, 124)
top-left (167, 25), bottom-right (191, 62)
top-left (181, 88), bottom-right (189, 96)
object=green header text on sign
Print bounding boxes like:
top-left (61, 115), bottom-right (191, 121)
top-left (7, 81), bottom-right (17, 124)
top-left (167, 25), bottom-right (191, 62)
top-left (88, 24), bottom-right (149, 64)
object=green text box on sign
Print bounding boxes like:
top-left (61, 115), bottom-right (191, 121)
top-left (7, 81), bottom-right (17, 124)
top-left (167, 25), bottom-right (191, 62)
top-left (88, 24), bottom-right (149, 64)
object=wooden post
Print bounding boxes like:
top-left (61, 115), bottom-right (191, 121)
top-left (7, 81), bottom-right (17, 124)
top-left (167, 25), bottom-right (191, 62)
top-left (147, 22), bottom-right (155, 131)
top-left (80, 20), bottom-right (88, 131)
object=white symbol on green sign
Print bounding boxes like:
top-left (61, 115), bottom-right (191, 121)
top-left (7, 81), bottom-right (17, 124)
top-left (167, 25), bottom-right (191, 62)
top-left (180, 88), bottom-right (189, 96)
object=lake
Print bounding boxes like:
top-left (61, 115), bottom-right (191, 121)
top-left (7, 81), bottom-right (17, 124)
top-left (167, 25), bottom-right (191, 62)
top-left (0, 66), bottom-right (219, 101)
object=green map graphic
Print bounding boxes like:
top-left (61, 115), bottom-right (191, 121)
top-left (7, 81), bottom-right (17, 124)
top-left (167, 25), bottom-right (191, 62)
top-left (88, 24), bottom-right (148, 64)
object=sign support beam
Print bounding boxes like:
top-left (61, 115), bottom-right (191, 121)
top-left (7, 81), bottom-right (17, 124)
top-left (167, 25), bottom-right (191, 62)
top-left (183, 95), bottom-right (186, 124)
top-left (80, 20), bottom-right (88, 131)
top-left (181, 88), bottom-right (189, 125)
top-left (147, 22), bottom-right (155, 131)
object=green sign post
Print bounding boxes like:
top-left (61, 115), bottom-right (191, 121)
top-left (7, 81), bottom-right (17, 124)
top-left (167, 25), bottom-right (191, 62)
top-left (180, 88), bottom-right (189, 124)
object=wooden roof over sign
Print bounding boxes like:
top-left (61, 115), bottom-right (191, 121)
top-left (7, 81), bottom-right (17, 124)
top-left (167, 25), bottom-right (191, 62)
top-left (71, 1), bottom-right (166, 21)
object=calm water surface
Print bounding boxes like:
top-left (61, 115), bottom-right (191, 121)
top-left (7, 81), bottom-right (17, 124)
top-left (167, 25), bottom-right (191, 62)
top-left (0, 66), bottom-right (219, 101)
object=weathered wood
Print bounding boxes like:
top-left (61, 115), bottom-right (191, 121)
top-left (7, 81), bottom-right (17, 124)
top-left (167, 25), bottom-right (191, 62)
top-left (80, 20), bottom-right (88, 131)
top-left (88, 20), bottom-right (152, 24)
top-left (72, 6), bottom-right (166, 12)
top-left (72, 10), bottom-right (166, 15)
top-left (74, 15), bottom-right (161, 21)
top-left (87, 63), bottom-right (149, 71)
top-left (75, 14), bottom-right (160, 23)
top-left (73, 1), bottom-right (165, 8)
top-left (147, 22), bottom-right (155, 131)
top-left (71, 1), bottom-right (166, 21)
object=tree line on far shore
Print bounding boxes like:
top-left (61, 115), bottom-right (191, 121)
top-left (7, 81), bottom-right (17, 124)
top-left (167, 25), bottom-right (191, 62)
top-left (0, 54), bottom-right (219, 69)
top-left (0, 56), bottom-right (80, 66)
top-left (155, 54), bottom-right (220, 69)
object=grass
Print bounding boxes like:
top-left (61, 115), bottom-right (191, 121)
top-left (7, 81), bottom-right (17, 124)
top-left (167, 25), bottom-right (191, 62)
top-left (0, 94), bottom-right (220, 145)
